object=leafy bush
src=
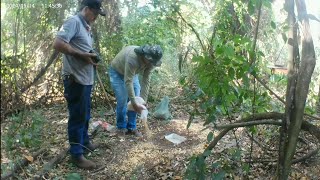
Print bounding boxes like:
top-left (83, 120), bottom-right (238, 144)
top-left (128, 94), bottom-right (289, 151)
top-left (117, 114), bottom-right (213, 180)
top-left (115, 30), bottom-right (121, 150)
top-left (4, 109), bottom-right (45, 151)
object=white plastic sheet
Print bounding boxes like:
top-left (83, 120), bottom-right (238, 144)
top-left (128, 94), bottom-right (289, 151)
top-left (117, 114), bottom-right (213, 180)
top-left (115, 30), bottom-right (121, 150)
top-left (165, 133), bottom-right (187, 145)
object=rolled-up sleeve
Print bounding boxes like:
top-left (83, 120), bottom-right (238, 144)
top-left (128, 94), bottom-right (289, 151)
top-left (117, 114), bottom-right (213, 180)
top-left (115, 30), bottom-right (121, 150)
top-left (56, 17), bottom-right (78, 43)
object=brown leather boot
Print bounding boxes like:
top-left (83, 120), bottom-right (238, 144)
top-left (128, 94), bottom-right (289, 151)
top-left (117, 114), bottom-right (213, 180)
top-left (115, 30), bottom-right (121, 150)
top-left (72, 155), bottom-right (96, 170)
top-left (126, 129), bottom-right (143, 137)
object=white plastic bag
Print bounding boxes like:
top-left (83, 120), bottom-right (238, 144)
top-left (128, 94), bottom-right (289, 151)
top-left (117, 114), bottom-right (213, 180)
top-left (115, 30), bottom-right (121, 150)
top-left (140, 109), bottom-right (148, 120)
top-left (127, 97), bottom-right (147, 112)
top-left (127, 97), bottom-right (152, 139)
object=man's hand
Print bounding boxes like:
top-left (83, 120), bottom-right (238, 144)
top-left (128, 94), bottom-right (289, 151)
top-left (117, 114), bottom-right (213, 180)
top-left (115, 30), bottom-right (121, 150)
top-left (75, 52), bottom-right (98, 66)
top-left (132, 103), bottom-right (146, 114)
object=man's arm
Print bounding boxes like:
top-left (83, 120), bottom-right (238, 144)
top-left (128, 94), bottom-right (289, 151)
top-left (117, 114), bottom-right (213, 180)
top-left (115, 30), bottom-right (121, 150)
top-left (53, 38), bottom-right (97, 65)
top-left (54, 17), bottom-right (97, 65)
top-left (140, 68), bottom-right (152, 103)
top-left (124, 59), bottom-right (145, 113)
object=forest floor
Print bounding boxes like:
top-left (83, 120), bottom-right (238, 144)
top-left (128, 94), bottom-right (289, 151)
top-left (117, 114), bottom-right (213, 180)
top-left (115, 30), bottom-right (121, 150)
top-left (1, 97), bottom-right (320, 180)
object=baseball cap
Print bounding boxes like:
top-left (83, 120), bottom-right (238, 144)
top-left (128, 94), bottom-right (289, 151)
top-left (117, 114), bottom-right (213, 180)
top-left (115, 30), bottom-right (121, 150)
top-left (134, 45), bottom-right (163, 67)
top-left (81, 0), bottom-right (106, 16)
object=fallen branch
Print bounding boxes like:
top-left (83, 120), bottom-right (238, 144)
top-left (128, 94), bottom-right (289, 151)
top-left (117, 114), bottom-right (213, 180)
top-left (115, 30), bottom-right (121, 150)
top-left (205, 112), bottom-right (320, 163)
top-left (243, 147), bottom-right (319, 164)
top-left (292, 147), bottom-right (319, 164)
top-left (35, 124), bottom-right (102, 179)
top-left (34, 148), bottom-right (69, 179)
top-left (215, 119), bottom-right (282, 129)
top-left (1, 148), bottom-right (46, 180)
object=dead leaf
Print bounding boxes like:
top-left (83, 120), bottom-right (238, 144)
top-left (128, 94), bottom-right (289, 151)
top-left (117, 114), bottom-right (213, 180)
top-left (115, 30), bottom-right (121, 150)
top-left (1, 157), bottom-right (10, 164)
top-left (24, 155), bottom-right (33, 162)
top-left (50, 148), bottom-right (59, 153)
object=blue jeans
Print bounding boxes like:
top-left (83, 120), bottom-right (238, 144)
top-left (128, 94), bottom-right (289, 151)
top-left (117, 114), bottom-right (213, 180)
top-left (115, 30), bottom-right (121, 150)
top-left (63, 76), bottom-right (92, 158)
top-left (109, 67), bottom-right (141, 130)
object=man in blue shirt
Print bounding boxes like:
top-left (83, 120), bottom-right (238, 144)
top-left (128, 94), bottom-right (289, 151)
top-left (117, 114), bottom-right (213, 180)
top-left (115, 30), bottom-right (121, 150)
top-left (53, 0), bottom-right (105, 169)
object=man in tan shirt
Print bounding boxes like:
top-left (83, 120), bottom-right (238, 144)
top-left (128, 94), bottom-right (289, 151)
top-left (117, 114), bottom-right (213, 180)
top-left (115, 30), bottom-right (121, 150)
top-left (109, 45), bottom-right (163, 136)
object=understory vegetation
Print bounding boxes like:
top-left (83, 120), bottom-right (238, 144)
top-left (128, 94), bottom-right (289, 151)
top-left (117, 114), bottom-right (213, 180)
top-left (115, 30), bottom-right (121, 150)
top-left (1, 0), bottom-right (319, 179)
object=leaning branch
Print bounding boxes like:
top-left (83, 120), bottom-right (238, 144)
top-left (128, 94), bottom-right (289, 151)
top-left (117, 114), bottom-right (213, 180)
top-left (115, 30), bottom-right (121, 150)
top-left (206, 112), bottom-right (284, 152)
top-left (253, 75), bottom-right (320, 121)
top-left (176, 11), bottom-right (206, 51)
top-left (206, 112), bottom-right (319, 152)
top-left (20, 50), bottom-right (60, 94)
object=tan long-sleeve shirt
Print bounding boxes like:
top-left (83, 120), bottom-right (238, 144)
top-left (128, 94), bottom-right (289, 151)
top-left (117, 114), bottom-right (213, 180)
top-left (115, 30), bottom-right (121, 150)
top-left (110, 46), bottom-right (153, 104)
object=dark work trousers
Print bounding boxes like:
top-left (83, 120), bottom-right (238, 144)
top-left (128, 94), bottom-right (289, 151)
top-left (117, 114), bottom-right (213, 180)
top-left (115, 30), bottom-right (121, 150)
top-left (63, 76), bottom-right (92, 158)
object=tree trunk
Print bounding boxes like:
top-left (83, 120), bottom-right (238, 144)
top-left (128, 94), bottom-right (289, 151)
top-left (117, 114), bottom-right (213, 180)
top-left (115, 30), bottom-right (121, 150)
top-left (278, 0), bottom-right (316, 179)
top-left (104, 0), bottom-right (122, 35)
top-left (317, 84), bottom-right (320, 115)
top-left (278, 0), bottom-right (299, 177)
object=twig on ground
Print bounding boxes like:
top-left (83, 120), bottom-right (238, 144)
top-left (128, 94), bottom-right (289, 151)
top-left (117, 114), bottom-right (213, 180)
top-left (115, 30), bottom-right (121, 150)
top-left (34, 148), bottom-right (68, 180)
top-left (1, 148), bottom-right (46, 180)
top-left (35, 124), bottom-right (103, 179)
top-left (91, 152), bottom-right (115, 175)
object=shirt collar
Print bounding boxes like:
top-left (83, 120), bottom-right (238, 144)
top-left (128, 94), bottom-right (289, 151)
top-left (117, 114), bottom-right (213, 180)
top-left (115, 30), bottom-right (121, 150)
top-left (77, 13), bottom-right (91, 32)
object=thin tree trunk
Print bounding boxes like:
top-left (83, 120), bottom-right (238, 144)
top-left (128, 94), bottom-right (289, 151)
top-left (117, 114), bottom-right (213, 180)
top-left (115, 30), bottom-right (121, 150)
top-left (278, 0), bottom-right (299, 177)
top-left (279, 0), bottom-right (316, 179)
top-left (317, 84), bottom-right (320, 115)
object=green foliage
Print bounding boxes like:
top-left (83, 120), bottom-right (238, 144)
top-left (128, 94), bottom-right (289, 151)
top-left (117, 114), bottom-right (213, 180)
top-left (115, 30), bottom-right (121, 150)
top-left (65, 173), bottom-right (82, 180)
top-left (1, 161), bottom-right (15, 178)
top-left (182, 0), bottom-right (280, 178)
top-left (121, 1), bottom-right (180, 48)
top-left (185, 148), bottom-right (250, 179)
top-left (4, 110), bottom-right (45, 151)
top-left (185, 154), bottom-right (207, 180)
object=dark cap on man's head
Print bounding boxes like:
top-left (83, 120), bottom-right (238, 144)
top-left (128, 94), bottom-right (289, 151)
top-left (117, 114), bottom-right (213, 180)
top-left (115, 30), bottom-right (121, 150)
top-left (81, 0), bottom-right (106, 16)
top-left (134, 45), bottom-right (163, 67)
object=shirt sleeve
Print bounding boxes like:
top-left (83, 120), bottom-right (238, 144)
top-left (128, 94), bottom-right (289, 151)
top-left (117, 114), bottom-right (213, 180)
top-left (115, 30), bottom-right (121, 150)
top-left (124, 58), bottom-right (138, 104)
top-left (140, 68), bottom-right (152, 103)
top-left (56, 17), bottom-right (79, 43)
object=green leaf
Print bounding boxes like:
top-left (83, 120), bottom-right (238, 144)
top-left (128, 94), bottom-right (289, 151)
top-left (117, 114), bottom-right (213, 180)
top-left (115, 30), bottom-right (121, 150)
top-left (187, 113), bottom-right (194, 129)
top-left (232, 149), bottom-right (241, 161)
top-left (271, 21), bottom-right (276, 29)
top-left (281, 33), bottom-right (287, 42)
top-left (248, 126), bottom-right (257, 134)
top-left (212, 162), bottom-right (220, 169)
top-left (66, 173), bottom-right (81, 180)
top-left (228, 67), bottom-right (235, 78)
top-left (225, 46), bottom-right (235, 57)
top-left (207, 132), bottom-right (214, 142)
top-left (216, 47), bottom-right (224, 55)
top-left (212, 171), bottom-right (226, 180)
top-left (242, 163), bottom-right (250, 173)
top-left (263, 0), bottom-right (272, 9)
top-left (203, 150), bottom-right (211, 157)
top-left (248, 1), bottom-right (255, 15)
top-left (305, 106), bottom-right (316, 114)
